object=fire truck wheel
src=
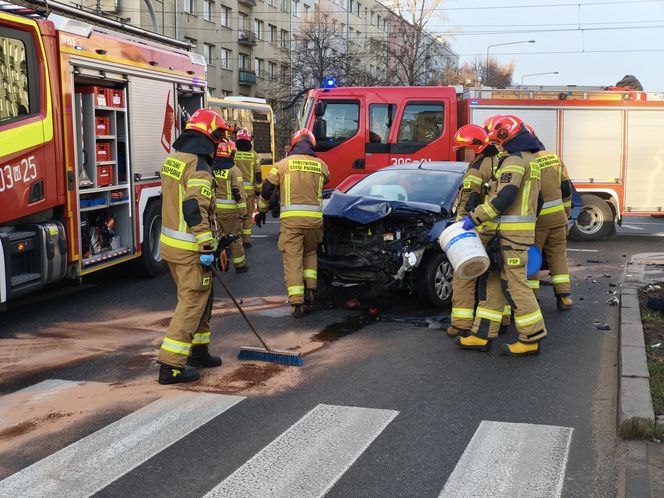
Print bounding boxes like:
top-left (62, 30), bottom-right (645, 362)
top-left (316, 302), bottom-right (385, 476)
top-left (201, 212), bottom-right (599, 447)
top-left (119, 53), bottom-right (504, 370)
top-left (417, 252), bottom-right (453, 307)
top-left (569, 194), bottom-right (614, 242)
top-left (141, 200), bottom-right (168, 276)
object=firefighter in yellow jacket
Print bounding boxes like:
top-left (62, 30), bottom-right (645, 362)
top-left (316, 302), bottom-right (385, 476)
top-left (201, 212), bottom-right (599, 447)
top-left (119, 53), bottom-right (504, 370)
top-left (456, 115), bottom-right (547, 356)
top-left (448, 124), bottom-right (510, 337)
top-left (527, 128), bottom-right (573, 309)
top-left (157, 109), bottom-right (231, 384)
top-left (213, 140), bottom-right (248, 272)
top-left (235, 128), bottom-right (262, 247)
top-left (255, 129), bottom-right (330, 318)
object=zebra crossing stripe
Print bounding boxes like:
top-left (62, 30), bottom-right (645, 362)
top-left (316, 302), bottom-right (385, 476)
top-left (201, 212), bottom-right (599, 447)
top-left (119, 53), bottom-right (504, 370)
top-left (204, 403), bottom-right (398, 498)
top-left (0, 392), bottom-right (244, 498)
top-left (439, 421), bottom-right (573, 498)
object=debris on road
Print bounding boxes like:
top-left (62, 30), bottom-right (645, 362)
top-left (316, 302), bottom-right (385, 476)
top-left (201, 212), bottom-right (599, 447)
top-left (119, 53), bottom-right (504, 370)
top-left (609, 283), bottom-right (617, 287)
top-left (587, 259), bottom-right (609, 264)
top-left (594, 323), bottom-right (611, 330)
top-left (603, 274), bottom-right (612, 278)
top-left (606, 297), bottom-right (619, 306)
top-left (650, 342), bottom-right (662, 350)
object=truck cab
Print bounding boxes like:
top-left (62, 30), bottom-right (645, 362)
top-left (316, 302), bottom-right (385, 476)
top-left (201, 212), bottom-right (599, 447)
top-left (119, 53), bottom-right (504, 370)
top-left (298, 86), bottom-right (458, 188)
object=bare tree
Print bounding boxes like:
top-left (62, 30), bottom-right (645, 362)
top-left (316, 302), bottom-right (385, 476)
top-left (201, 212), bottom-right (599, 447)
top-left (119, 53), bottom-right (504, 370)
top-left (440, 57), bottom-right (515, 88)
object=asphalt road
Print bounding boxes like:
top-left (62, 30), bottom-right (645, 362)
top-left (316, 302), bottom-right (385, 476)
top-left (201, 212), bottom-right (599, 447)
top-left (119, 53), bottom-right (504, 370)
top-left (1, 219), bottom-right (664, 497)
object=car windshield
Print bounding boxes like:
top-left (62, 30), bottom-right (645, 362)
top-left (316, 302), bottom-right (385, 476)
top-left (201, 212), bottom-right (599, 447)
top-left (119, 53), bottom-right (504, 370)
top-left (346, 169), bottom-right (459, 206)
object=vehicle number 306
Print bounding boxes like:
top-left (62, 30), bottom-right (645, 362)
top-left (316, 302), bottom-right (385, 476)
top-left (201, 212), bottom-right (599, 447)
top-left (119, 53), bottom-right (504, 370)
top-left (0, 156), bottom-right (38, 193)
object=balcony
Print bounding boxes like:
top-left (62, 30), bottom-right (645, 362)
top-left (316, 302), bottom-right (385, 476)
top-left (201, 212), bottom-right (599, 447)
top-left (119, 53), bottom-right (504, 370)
top-left (238, 30), bottom-right (257, 46)
top-left (239, 70), bottom-right (257, 85)
top-left (238, 0), bottom-right (257, 5)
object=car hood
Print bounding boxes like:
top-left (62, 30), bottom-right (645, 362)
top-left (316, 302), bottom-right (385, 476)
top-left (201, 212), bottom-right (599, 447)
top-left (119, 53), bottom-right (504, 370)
top-left (323, 192), bottom-right (442, 225)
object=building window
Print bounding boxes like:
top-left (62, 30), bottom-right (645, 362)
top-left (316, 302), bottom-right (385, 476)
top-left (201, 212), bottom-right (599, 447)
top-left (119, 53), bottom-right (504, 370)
top-left (280, 29), bottom-right (288, 48)
top-left (220, 48), bottom-right (231, 69)
top-left (303, 3), bottom-right (310, 15)
top-left (208, 87), bottom-right (215, 97)
top-left (203, 0), bottom-right (212, 21)
top-left (280, 0), bottom-right (287, 12)
top-left (383, 19), bottom-right (388, 32)
top-left (268, 61), bottom-right (276, 79)
top-left (184, 0), bottom-right (193, 14)
top-left (280, 65), bottom-right (288, 83)
top-left (255, 19), bottom-right (263, 40)
top-left (254, 58), bottom-right (263, 77)
top-left (268, 24), bottom-right (276, 43)
top-left (220, 5), bottom-right (230, 27)
top-left (292, 0), bottom-right (299, 17)
top-left (376, 14), bottom-right (380, 28)
top-left (239, 53), bottom-right (249, 69)
top-left (203, 43), bottom-right (214, 65)
top-left (268, 0), bottom-right (274, 5)
top-left (356, 2), bottom-right (360, 16)
top-left (184, 36), bottom-right (196, 46)
top-left (349, 0), bottom-right (353, 13)
top-left (238, 12), bottom-right (248, 30)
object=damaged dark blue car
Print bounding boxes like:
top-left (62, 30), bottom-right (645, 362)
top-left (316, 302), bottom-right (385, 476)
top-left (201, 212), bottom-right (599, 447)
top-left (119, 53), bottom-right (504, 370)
top-left (318, 162), bottom-right (468, 307)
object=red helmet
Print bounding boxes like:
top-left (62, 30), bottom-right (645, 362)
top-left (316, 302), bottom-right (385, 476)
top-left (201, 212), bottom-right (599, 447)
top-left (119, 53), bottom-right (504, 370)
top-left (482, 114), bottom-right (504, 133)
top-left (289, 129), bottom-right (316, 152)
top-left (525, 124), bottom-right (536, 136)
top-left (236, 128), bottom-right (253, 141)
top-left (452, 124), bottom-right (489, 154)
top-left (216, 140), bottom-right (236, 159)
top-left (488, 115), bottom-right (524, 144)
top-left (185, 109), bottom-right (231, 143)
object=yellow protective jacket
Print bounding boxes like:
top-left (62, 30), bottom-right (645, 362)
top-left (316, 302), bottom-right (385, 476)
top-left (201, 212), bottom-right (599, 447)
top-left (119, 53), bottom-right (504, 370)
top-left (214, 165), bottom-right (247, 218)
top-left (234, 150), bottom-right (261, 195)
top-left (455, 153), bottom-right (497, 220)
top-left (469, 150), bottom-right (542, 245)
top-left (535, 151), bottom-right (572, 229)
top-left (258, 154), bottom-right (330, 229)
top-left (159, 151), bottom-right (216, 265)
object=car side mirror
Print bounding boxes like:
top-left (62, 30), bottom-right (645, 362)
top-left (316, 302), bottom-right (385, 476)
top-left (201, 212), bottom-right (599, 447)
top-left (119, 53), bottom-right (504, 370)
top-left (314, 101), bottom-right (326, 117)
top-left (313, 118), bottom-right (327, 143)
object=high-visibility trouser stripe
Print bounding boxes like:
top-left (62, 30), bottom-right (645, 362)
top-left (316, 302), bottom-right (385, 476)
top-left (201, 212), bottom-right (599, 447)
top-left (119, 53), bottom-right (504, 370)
top-left (281, 211), bottom-right (323, 219)
top-left (187, 179), bottom-right (212, 188)
top-left (236, 202), bottom-right (247, 209)
top-left (528, 280), bottom-right (541, 289)
top-left (232, 255), bottom-right (246, 264)
top-left (465, 174), bottom-right (483, 186)
top-left (481, 203), bottom-right (498, 219)
top-left (452, 308), bottom-right (475, 319)
top-left (243, 182), bottom-right (254, 189)
top-left (501, 165), bottom-right (525, 175)
top-left (216, 199), bottom-right (238, 210)
top-left (288, 285), bottom-right (305, 296)
top-left (258, 197), bottom-right (270, 210)
top-left (551, 274), bottom-right (570, 284)
top-left (161, 337), bottom-right (191, 355)
top-left (195, 231), bottom-right (214, 243)
top-left (515, 309), bottom-right (544, 327)
top-left (192, 332), bottom-right (211, 345)
top-left (480, 221), bottom-right (498, 230)
top-left (503, 305), bottom-right (512, 316)
top-left (242, 229), bottom-right (252, 235)
top-left (476, 307), bottom-right (503, 322)
top-left (521, 180), bottom-right (531, 216)
top-left (303, 269), bottom-right (318, 280)
top-left (563, 200), bottom-right (572, 208)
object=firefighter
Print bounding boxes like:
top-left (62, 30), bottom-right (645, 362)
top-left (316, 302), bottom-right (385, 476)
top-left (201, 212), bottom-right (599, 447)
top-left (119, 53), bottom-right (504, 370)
top-left (157, 109), bottom-right (231, 384)
top-left (234, 128), bottom-right (262, 248)
top-left (456, 115), bottom-right (547, 356)
top-left (254, 129), bottom-right (330, 318)
top-left (213, 140), bottom-right (248, 273)
top-left (448, 124), bottom-right (511, 337)
top-left (526, 125), bottom-right (573, 309)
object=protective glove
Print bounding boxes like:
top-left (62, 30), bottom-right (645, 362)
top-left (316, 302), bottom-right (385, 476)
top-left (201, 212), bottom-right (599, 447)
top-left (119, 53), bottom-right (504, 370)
top-left (199, 253), bottom-right (214, 267)
top-left (254, 211), bottom-right (266, 228)
top-left (461, 216), bottom-right (476, 231)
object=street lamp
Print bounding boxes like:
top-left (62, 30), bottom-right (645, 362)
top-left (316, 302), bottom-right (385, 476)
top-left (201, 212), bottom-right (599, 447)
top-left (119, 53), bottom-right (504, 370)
top-left (522, 71), bottom-right (559, 85)
top-left (486, 40), bottom-right (535, 85)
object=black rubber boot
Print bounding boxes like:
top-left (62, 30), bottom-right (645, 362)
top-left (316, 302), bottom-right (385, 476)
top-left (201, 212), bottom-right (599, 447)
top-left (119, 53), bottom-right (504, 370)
top-left (158, 364), bottom-right (200, 385)
top-left (291, 304), bottom-right (305, 318)
top-left (446, 326), bottom-right (469, 338)
top-left (499, 323), bottom-right (509, 335)
top-left (304, 289), bottom-right (316, 305)
top-left (235, 265), bottom-right (250, 274)
top-left (187, 346), bottom-right (222, 368)
top-left (243, 241), bottom-right (252, 249)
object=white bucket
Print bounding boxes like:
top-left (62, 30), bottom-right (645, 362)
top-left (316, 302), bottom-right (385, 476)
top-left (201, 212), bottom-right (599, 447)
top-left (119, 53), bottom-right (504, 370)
top-left (438, 222), bottom-right (490, 280)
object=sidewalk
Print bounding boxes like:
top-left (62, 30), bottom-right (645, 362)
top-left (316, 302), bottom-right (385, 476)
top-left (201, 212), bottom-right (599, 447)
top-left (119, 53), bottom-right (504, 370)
top-left (621, 253), bottom-right (664, 498)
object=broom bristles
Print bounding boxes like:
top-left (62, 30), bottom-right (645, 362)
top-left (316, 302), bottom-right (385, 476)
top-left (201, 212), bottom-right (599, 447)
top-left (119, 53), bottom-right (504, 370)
top-left (238, 347), bottom-right (304, 367)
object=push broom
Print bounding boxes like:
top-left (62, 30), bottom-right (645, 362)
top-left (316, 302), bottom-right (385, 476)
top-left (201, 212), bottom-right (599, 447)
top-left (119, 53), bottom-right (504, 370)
top-left (210, 265), bottom-right (304, 367)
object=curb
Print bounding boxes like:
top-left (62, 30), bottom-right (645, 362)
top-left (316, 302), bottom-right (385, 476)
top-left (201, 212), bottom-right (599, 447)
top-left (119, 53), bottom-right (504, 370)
top-left (619, 253), bottom-right (661, 436)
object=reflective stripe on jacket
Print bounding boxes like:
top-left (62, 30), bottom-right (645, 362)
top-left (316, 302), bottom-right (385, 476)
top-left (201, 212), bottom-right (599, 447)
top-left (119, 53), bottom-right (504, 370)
top-left (214, 165), bottom-right (247, 216)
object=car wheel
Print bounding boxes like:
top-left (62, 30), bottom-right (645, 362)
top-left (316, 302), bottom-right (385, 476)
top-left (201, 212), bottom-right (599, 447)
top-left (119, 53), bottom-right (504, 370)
top-left (418, 252), bottom-right (453, 307)
top-left (141, 200), bottom-right (168, 277)
top-left (569, 194), bottom-right (614, 242)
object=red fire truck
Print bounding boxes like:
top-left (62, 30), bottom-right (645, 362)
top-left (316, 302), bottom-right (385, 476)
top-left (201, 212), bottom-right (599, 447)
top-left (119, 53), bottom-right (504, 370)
top-left (298, 85), bottom-right (664, 241)
top-left (0, 2), bottom-right (207, 307)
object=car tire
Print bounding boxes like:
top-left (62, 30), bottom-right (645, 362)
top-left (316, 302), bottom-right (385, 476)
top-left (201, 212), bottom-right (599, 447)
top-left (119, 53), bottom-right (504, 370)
top-left (569, 194), bottom-right (614, 242)
top-left (141, 200), bottom-right (168, 277)
top-left (418, 252), bottom-right (453, 307)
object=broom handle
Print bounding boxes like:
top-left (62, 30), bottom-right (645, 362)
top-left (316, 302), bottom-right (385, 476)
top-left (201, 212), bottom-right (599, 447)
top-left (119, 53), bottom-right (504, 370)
top-left (210, 265), bottom-right (272, 351)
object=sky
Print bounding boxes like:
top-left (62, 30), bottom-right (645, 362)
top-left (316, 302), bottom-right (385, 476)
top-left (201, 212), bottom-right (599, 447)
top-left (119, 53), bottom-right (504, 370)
top-left (431, 0), bottom-right (664, 90)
